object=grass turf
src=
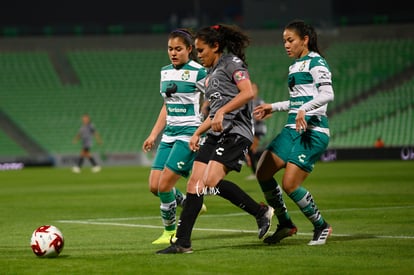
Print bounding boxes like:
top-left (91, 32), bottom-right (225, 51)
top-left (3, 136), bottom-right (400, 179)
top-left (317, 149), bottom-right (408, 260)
top-left (0, 160), bottom-right (413, 274)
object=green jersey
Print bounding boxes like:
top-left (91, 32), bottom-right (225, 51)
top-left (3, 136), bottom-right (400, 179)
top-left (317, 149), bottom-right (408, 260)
top-left (286, 51), bottom-right (333, 136)
top-left (160, 60), bottom-right (207, 143)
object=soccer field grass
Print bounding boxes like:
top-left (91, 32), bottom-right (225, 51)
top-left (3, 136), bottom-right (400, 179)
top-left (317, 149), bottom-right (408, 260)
top-left (1, 161), bottom-right (413, 274)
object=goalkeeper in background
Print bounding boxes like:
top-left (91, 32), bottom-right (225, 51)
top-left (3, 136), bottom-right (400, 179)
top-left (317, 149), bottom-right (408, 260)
top-left (72, 113), bottom-right (103, 173)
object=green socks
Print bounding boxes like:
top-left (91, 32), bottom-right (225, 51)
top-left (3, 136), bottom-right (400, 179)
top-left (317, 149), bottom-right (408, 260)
top-left (288, 186), bottom-right (325, 228)
top-left (158, 191), bottom-right (177, 231)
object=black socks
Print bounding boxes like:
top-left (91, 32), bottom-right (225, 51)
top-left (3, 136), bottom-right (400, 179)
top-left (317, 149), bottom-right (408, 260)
top-left (216, 179), bottom-right (260, 216)
top-left (176, 193), bottom-right (203, 248)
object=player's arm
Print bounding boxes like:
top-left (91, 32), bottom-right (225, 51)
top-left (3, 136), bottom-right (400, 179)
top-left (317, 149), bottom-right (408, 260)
top-left (253, 100), bottom-right (290, 120)
top-left (94, 131), bottom-right (103, 145)
top-left (300, 59), bottom-right (334, 112)
top-left (142, 104), bottom-right (167, 152)
top-left (212, 77), bottom-right (254, 132)
top-left (296, 62), bottom-right (334, 132)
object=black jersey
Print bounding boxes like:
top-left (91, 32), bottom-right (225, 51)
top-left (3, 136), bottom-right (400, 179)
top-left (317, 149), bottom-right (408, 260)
top-left (205, 54), bottom-right (254, 141)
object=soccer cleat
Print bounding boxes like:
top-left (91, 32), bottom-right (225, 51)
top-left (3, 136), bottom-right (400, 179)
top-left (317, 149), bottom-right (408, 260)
top-left (263, 224), bottom-right (298, 244)
top-left (256, 203), bottom-right (274, 239)
top-left (308, 223), bottom-right (332, 246)
top-left (156, 243), bottom-right (193, 254)
top-left (72, 166), bottom-right (81, 173)
top-left (92, 166), bottom-right (101, 173)
top-left (152, 230), bottom-right (176, 245)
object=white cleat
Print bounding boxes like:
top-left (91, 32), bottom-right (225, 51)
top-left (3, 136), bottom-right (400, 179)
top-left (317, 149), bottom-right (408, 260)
top-left (308, 224), bottom-right (332, 245)
top-left (92, 166), bottom-right (102, 173)
top-left (72, 166), bottom-right (81, 173)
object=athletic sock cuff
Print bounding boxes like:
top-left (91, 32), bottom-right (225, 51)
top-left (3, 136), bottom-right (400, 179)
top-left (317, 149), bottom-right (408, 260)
top-left (158, 191), bottom-right (176, 203)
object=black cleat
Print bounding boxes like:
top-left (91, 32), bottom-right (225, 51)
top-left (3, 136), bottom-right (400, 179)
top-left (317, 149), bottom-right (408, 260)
top-left (156, 242), bottom-right (193, 254)
top-left (264, 224), bottom-right (298, 244)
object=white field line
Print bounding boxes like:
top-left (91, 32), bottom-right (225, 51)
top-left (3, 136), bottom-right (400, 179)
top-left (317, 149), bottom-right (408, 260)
top-left (56, 205), bottom-right (414, 240)
top-left (58, 205), bottom-right (414, 222)
top-left (56, 219), bottom-right (414, 239)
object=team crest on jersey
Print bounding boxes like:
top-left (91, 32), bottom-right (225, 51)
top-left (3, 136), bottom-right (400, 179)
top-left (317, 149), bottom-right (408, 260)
top-left (181, 70), bottom-right (190, 81)
top-left (234, 70), bottom-right (248, 82)
top-left (299, 61), bottom-right (307, 71)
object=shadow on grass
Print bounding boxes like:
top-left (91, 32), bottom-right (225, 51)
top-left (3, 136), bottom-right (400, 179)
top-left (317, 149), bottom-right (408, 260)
top-left (190, 232), bottom-right (305, 252)
top-left (330, 234), bottom-right (381, 242)
top-left (191, 232), bottom-right (380, 252)
top-left (193, 232), bottom-right (255, 241)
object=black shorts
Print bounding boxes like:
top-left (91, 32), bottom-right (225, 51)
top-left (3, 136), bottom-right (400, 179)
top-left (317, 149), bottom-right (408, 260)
top-left (195, 134), bottom-right (251, 172)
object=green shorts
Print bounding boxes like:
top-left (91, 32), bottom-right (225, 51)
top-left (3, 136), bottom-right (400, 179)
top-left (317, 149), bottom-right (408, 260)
top-left (266, 127), bottom-right (329, 173)
top-left (152, 140), bottom-right (196, 177)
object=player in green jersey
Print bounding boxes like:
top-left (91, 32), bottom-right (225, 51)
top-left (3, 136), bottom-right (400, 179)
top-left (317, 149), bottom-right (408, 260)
top-left (142, 29), bottom-right (207, 245)
top-left (254, 19), bottom-right (334, 246)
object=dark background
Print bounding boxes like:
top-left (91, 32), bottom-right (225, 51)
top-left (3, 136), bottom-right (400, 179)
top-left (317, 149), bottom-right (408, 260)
top-left (0, 0), bottom-right (412, 36)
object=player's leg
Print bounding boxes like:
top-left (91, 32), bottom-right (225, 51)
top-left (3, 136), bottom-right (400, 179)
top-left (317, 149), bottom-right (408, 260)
top-left (150, 142), bottom-right (174, 244)
top-left (152, 167), bottom-right (182, 244)
top-left (156, 135), bottom-right (216, 254)
top-left (256, 129), bottom-right (297, 244)
top-left (153, 140), bottom-right (198, 244)
top-left (150, 142), bottom-right (185, 205)
top-left (81, 148), bottom-right (100, 172)
top-left (205, 135), bottom-right (273, 239)
top-left (72, 148), bottom-right (87, 173)
top-left (156, 161), bottom-right (206, 253)
top-left (284, 130), bottom-right (331, 245)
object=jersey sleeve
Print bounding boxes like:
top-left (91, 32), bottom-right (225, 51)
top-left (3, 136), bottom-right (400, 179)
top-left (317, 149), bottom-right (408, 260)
top-left (309, 57), bottom-right (332, 87)
top-left (224, 55), bottom-right (250, 84)
top-left (299, 57), bottom-right (334, 112)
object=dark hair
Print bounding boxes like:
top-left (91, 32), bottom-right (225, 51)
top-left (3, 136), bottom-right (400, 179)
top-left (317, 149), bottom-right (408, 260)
top-left (195, 24), bottom-right (250, 65)
top-left (168, 28), bottom-right (197, 60)
top-left (285, 19), bottom-right (322, 56)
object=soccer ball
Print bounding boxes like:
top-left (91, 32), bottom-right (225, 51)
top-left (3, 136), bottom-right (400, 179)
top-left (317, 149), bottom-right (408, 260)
top-left (30, 225), bottom-right (64, 257)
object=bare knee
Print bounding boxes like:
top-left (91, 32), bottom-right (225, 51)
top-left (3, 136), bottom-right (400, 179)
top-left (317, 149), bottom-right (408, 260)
top-left (149, 185), bottom-right (158, 196)
top-left (256, 151), bottom-right (284, 181)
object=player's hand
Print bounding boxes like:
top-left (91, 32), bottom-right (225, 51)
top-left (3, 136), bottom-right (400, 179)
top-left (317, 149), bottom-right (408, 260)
top-left (189, 134), bottom-right (200, 152)
top-left (142, 137), bottom-right (155, 153)
top-left (211, 110), bottom-right (224, 132)
top-left (253, 103), bottom-right (273, 120)
top-left (295, 109), bottom-right (307, 133)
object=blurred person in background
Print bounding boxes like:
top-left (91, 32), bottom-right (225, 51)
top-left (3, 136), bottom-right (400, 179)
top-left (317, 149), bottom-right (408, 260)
top-left (142, 28), bottom-right (207, 245)
top-left (374, 136), bottom-right (385, 148)
top-left (72, 113), bottom-right (103, 173)
top-left (253, 19), bottom-right (334, 246)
